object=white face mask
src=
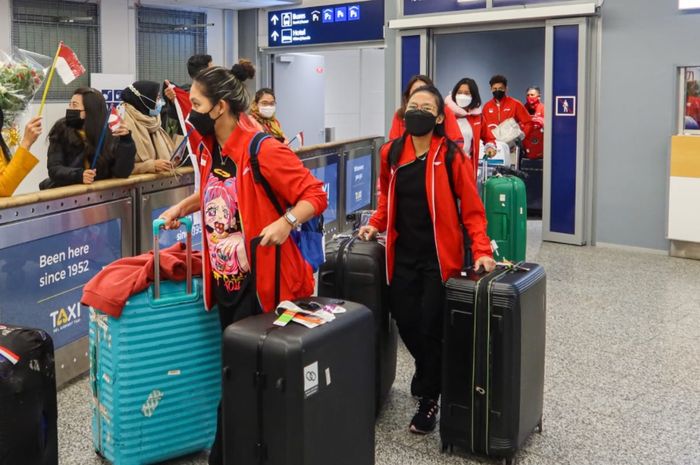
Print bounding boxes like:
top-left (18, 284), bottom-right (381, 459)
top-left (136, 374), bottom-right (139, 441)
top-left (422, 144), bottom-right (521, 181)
top-left (456, 94), bottom-right (472, 108)
top-left (259, 105), bottom-right (276, 119)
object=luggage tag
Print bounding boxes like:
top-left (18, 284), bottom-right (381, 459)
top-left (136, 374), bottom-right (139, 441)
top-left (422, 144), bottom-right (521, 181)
top-left (273, 310), bottom-right (298, 327)
top-left (496, 259), bottom-right (530, 272)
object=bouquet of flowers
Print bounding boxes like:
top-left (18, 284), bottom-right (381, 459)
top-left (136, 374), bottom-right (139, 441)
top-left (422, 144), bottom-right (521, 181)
top-left (0, 48), bottom-right (49, 153)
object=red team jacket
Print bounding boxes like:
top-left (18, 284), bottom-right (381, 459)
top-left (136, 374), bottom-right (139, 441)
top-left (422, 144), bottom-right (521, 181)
top-left (197, 117), bottom-right (328, 312)
top-left (369, 134), bottom-right (493, 284)
top-left (482, 96), bottom-right (533, 138)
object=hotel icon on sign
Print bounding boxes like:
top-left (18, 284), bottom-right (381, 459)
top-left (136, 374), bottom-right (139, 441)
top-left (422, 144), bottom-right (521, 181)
top-left (348, 5), bottom-right (360, 20)
top-left (322, 8), bottom-right (334, 23)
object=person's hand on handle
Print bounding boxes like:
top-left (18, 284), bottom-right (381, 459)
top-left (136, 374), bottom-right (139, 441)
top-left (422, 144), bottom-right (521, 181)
top-left (164, 80), bottom-right (176, 102)
top-left (358, 225), bottom-right (379, 242)
top-left (473, 256), bottom-right (497, 274)
top-left (154, 159), bottom-right (174, 172)
top-left (159, 203), bottom-right (183, 230)
top-left (19, 117), bottom-right (42, 151)
top-left (83, 169), bottom-right (96, 184)
top-left (259, 217), bottom-right (294, 246)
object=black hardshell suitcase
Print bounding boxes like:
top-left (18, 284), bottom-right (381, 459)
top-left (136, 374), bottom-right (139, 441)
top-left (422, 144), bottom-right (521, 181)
top-left (440, 264), bottom-right (546, 465)
top-left (318, 234), bottom-right (398, 414)
top-left (0, 325), bottom-right (58, 465)
top-left (519, 157), bottom-right (543, 215)
top-left (222, 298), bottom-right (375, 465)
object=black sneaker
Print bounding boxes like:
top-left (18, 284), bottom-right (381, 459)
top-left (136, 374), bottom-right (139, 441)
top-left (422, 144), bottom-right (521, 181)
top-left (409, 398), bottom-right (439, 434)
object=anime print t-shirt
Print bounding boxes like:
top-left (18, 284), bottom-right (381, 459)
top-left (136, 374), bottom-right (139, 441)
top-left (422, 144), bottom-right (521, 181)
top-left (204, 146), bottom-right (250, 304)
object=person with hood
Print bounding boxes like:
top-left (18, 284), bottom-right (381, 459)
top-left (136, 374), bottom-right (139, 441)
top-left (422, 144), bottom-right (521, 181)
top-left (445, 78), bottom-right (497, 179)
top-left (120, 80), bottom-right (175, 174)
top-left (389, 74), bottom-right (464, 148)
top-left (249, 88), bottom-right (288, 144)
top-left (0, 108), bottom-right (42, 196)
top-left (41, 87), bottom-right (135, 189)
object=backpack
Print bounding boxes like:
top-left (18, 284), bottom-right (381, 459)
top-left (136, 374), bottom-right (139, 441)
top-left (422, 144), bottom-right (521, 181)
top-left (248, 132), bottom-right (325, 272)
top-left (387, 133), bottom-right (473, 267)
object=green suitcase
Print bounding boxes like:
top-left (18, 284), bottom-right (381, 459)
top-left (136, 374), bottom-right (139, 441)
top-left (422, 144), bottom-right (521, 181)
top-left (482, 175), bottom-right (527, 263)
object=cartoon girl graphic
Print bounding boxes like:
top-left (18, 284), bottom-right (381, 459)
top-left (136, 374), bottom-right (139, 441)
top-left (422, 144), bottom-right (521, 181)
top-left (204, 176), bottom-right (249, 291)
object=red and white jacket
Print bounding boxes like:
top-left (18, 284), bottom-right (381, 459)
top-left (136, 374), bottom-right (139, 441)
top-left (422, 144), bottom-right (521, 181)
top-left (483, 96), bottom-right (533, 139)
top-left (445, 94), bottom-right (496, 180)
top-left (369, 134), bottom-right (493, 284)
top-left (197, 115), bottom-right (328, 312)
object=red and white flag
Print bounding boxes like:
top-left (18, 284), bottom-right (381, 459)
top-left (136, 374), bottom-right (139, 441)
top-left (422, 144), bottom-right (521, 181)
top-left (55, 42), bottom-right (86, 84)
top-left (108, 106), bottom-right (122, 131)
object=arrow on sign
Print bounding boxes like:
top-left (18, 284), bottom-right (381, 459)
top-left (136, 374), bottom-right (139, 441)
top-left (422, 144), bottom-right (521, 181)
top-left (271, 14), bottom-right (279, 25)
top-left (271, 30), bottom-right (280, 41)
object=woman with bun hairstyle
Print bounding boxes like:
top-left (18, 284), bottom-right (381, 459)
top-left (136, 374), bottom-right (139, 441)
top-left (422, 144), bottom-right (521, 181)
top-left (158, 65), bottom-right (327, 465)
top-left (42, 87), bottom-right (135, 189)
top-left (120, 80), bottom-right (175, 174)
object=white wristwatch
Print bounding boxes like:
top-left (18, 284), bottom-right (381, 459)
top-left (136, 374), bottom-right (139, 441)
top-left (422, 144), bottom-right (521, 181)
top-left (283, 211), bottom-right (298, 227)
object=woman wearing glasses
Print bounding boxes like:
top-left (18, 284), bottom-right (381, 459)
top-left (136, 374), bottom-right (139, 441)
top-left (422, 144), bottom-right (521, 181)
top-left (359, 85), bottom-right (495, 435)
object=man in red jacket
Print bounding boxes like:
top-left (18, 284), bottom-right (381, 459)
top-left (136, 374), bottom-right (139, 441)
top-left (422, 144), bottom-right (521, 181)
top-left (483, 75), bottom-right (532, 139)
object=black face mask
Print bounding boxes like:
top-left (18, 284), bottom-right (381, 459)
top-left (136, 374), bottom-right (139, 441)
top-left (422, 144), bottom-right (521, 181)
top-left (492, 90), bottom-right (506, 101)
top-left (65, 109), bottom-right (85, 129)
top-left (404, 110), bottom-right (437, 136)
top-left (188, 108), bottom-right (219, 136)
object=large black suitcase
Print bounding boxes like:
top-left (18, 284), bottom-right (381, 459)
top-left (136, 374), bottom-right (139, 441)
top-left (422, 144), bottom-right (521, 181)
top-left (318, 234), bottom-right (398, 413)
top-left (0, 325), bottom-right (58, 465)
top-left (440, 264), bottom-right (546, 465)
top-left (222, 298), bottom-right (375, 465)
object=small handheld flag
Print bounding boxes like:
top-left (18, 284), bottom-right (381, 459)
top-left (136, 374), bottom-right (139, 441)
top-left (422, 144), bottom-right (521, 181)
top-left (91, 105), bottom-right (113, 170)
top-left (108, 106), bottom-right (122, 131)
top-left (37, 42), bottom-right (86, 117)
top-left (55, 43), bottom-right (86, 85)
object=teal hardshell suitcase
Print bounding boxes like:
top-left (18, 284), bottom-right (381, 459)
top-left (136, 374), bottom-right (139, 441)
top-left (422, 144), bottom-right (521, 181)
top-left (89, 218), bottom-right (221, 465)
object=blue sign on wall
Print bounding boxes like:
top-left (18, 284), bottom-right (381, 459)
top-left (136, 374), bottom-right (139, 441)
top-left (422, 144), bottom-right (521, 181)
top-left (310, 161), bottom-right (339, 223)
top-left (268, 0), bottom-right (384, 47)
top-left (346, 154), bottom-right (373, 214)
top-left (0, 219), bottom-right (122, 348)
top-left (151, 208), bottom-right (203, 251)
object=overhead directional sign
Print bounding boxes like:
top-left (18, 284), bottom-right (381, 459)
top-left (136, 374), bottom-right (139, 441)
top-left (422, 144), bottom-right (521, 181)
top-left (267, 0), bottom-right (384, 47)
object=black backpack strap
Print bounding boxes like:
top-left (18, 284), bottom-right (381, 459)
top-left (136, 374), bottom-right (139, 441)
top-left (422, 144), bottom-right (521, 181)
top-left (444, 140), bottom-right (458, 202)
top-left (249, 132), bottom-right (285, 216)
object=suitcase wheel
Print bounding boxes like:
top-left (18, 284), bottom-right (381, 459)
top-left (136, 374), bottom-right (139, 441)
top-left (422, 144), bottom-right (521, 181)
top-left (505, 456), bottom-right (517, 465)
top-left (441, 442), bottom-right (454, 455)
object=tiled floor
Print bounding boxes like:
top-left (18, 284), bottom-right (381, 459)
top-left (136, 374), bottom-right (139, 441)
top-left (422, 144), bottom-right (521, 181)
top-left (57, 222), bottom-right (700, 464)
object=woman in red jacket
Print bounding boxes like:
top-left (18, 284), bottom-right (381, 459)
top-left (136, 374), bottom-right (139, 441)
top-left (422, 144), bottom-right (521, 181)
top-left (159, 66), bottom-right (327, 465)
top-left (389, 74), bottom-right (464, 148)
top-left (445, 77), bottom-right (497, 179)
top-left (360, 85), bottom-right (496, 435)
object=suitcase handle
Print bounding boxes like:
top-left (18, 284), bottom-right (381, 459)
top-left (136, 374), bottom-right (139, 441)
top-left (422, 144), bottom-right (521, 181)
top-left (249, 236), bottom-right (282, 309)
top-left (152, 217), bottom-right (193, 299)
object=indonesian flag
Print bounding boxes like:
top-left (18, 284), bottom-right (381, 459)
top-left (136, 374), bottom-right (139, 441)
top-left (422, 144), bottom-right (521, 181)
top-left (55, 42), bottom-right (86, 84)
top-left (293, 131), bottom-right (304, 147)
top-left (0, 345), bottom-right (20, 365)
top-left (108, 106), bottom-right (122, 131)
